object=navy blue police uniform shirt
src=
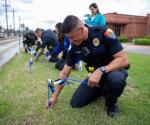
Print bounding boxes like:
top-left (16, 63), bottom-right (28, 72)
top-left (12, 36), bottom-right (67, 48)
top-left (40, 29), bottom-right (58, 48)
top-left (23, 31), bottom-right (36, 45)
top-left (66, 25), bottom-right (123, 68)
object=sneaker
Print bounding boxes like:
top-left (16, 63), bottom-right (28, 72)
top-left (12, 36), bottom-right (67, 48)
top-left (107, 103), bottom-right (119, 118)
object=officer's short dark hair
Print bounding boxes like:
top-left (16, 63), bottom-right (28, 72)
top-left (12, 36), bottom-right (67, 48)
top-left (62, 15), bottom-right (79, 33)
top-left (35, 28), bottom-right (44, 33)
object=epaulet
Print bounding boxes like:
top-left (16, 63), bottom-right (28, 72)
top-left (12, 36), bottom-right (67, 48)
top-left (94, 26), bottom-right (106, 32)
top-left (93, 26), bottom-right (106, 38)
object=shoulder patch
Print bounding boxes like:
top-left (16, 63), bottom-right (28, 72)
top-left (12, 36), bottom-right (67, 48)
top-left (104, 29), bottom-right (116, 39)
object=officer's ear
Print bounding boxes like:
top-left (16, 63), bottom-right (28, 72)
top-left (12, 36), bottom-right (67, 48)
top-left (80, 27), bottom-right (84, 33)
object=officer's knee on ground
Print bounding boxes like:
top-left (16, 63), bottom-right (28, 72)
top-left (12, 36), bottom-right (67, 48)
top-left (70, 83), bottom-right (90, 108)
top-left (70, 99), bottom-right (85, 108)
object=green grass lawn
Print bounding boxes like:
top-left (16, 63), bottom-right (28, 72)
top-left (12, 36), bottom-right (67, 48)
top-left (0, 52), bottom-right (150, 125)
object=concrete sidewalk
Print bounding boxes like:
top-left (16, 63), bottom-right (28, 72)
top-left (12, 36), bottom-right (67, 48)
top-left (123, 43), bottom-right (150, 55)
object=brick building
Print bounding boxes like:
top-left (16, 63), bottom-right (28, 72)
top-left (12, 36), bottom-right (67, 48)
top-left (104, 13), bottom-right (150, 41)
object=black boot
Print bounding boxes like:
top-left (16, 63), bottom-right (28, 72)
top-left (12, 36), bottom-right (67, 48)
top-left (107, 103), bottom-right (119, 118)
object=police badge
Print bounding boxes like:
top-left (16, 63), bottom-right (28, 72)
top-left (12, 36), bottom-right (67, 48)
top-left (93, 38), bottom-right (100, 46)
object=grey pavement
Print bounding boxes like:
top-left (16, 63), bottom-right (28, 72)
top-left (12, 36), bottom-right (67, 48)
top-left (123, 43), bottom-right (150, 55)
top-left (0, 37), bottom-right (18, 45)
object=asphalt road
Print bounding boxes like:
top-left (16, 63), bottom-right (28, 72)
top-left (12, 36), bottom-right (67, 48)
top-left (0, 37), bottom-right (22, 67)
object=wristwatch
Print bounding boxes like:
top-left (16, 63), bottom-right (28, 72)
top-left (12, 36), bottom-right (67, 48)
top-left (99, 66), bottom-right (106, 74)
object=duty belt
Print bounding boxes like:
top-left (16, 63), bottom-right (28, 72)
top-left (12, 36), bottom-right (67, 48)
top-left (85, 65), bottom-right (96, 73)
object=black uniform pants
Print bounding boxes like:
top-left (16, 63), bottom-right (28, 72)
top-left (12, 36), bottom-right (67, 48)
top-left (70, 69), bottom-right (128, 108)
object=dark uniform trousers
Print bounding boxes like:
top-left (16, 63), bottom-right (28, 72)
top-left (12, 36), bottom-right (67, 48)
top-left (70, 69), bottom-right (128, 108)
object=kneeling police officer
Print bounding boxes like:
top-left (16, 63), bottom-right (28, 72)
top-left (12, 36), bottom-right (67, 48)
top-left (34, 28), bottom-right (58, 61)
top-left (23, 30), bottom-right (36, 53)
top-left (46, 15), bottom-right (129, 118)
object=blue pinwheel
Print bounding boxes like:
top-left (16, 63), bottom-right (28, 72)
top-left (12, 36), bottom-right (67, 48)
top-left (46, 50), bottom-right (50, 62)
top-left (28, 58), bottom-right (33, 74)
top-left (47, 79), bottom-right (55, 108)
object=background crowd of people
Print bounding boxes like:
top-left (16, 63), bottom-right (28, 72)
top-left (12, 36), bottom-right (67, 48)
top-left (22, 3), bottom-right (106, 71)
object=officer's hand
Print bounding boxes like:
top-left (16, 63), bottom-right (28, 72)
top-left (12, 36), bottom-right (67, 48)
top-left (58, 51), bottom-right (63, 59)
top-left (45, 95), bottom-right (58, 109)
top-left (88, 68), bottom-right (103, 87)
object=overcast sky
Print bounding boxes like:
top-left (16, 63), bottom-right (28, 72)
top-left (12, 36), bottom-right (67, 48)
top-left (0, 0), bottom-right (150, 30)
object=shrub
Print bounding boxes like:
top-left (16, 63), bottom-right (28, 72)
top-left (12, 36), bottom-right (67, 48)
top-left (134, 38), bottom-right (150, 45)
top-left (142, 36), bottom-right (150, 39)
top-left (118, 37), bottom-right (128, 43)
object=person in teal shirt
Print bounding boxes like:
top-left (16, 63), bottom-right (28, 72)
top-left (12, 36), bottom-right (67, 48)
top-left (84, 3), bottom-right (106, 27)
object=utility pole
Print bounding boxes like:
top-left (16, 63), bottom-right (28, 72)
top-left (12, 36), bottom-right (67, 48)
top-left (3, 0), bottom-right (10, 37)
top-left (19, 16), bottom-right (21, 35)
top-left (13, 9), bottom-right (15, 33)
